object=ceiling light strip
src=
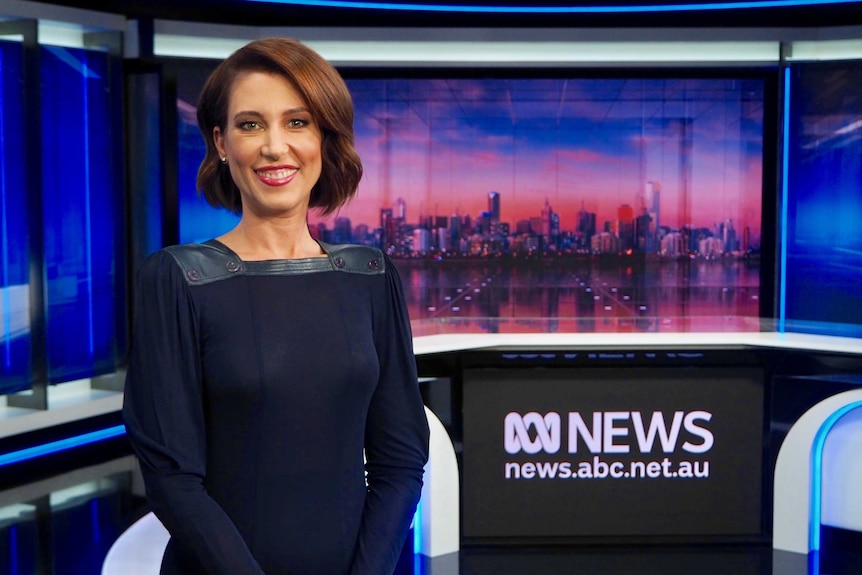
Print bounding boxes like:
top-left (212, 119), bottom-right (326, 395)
top-left (154, 35), bottom-right (780, 63)
top-left (244, 0), bottom-right (862, 15)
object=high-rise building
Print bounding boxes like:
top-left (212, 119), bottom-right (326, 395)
top-left (379, 207), bottom-right (393, 248)
top-left (530, 217), bottom-right (543, 236)
top-left (355, 224), bottom-right (370, 244)
top-left (333, 217), bottom-right (352, 244)
top-left (617, 203), bottom-right (634, 223)
top-left (617, 203), bottom-right (635, 251)
top-left (661, 231), bottom-right (685, 256)
top-left (644, 181), bottom-right (661, 252)
top-left (413, 228), bottom-right (431, 253)
top-left (380, 208), bottom-right (392, 230)
top-left (635, 211), bottom-right (653, 253)
top-left (436, 227), bottom-right (449, 252)
top-left (393, 197), bottom-right (407, 220)
top-left (576, 201), bottom-right (597, 249)
top-left (449, 214), bottom-right (462, 245)
top-left (541, 199), bottom-right (554, 238)
top-left (488, 191), bottom-right (500, 221)
top-left (310, 222), bottom-right (327, 241)
top-left (420, 215), bottom-right (434, 230)
top-left (723, 219), bottom-right (738, 252)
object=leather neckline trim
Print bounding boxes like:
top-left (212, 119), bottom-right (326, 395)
top-left (164, 240), bottom-right (386, 286)
top-left (204, 239), bottom-right (333, 275)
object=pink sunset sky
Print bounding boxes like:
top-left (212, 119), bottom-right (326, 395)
top-left (310, 76), bottom-right (764, 239)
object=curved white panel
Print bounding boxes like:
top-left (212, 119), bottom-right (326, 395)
top-left (773, 389), bottom-right (862, 554)
top-left (101, 511), bottom-right (169, 575)
top-left (419, 405), bottom-right (461, 558)
top-left (821, 406), bottom-right (862, 531)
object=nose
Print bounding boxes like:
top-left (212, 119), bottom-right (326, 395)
top-left (261, 126), bottom-right (291, 159)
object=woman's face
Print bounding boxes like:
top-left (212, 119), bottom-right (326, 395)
top-left (213, 71), bottom-right (323, 219)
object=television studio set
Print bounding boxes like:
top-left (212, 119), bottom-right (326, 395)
top-left (1, 0), bottom-right (862, 573)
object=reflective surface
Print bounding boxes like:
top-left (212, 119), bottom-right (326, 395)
top-left (2, 456), bottom-right (861, 574)
top-left (400, 258), bottom-right (761, 336)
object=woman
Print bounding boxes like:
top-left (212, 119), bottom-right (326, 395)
top-left (123, 38), bottom-right (430, 575)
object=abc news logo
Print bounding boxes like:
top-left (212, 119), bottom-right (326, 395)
top-left (504, 410), bottom-right (714, 455)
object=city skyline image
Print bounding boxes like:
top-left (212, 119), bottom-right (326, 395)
top-left (307, 76), bottom-right (764, 257)
top-left (178, 73), bottom-right (767, 334)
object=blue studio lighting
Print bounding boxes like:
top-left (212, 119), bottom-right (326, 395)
top-left (0, 50), bottom-right (9, 368)
top-left (246, 0), bottom-right (862, 14)
top-left (40, 45), bottom-right (119, 384)
top-left (9, 525), bottom-right (19, 574)
top-left (809, 401), bottom-right (862, 552)
top-left (82, 50), bottom-right (95, 357)
top-left (0, 425), bottom-right (126, 468)
top-left (413, 499), bottom-right (423, 567)
top-left (779, 66), bottom-right (791, 334)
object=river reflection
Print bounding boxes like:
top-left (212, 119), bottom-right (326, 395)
top-left (391, 257), bottom-right (762, 335)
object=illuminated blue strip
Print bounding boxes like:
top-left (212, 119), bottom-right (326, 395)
top-left (91, 499), bottom-right (102, 543)
top-left (779, 67), bottom-right (790, 333)
top-left (246, 0), bottom-right (862, 14)
top-left (809, 401), bottom-right (862, 552)
top-left (0, 50), bottom-right (10, 368)
top-left (413, 499), bottom-right (423, 563)
top-left (83, 51), bottom-right (95, 357)
top-left (9, 525), bottom-right (18, 574)
top-left (0, 425), bottom-right (126, 467)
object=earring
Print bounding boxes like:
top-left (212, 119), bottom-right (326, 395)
top-left (220, 156), bottom-right (227, 164)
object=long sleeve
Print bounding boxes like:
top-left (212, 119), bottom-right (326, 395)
top-left (122, 251), bottom-right (265, 575)
top-left (350, 255), bottom-right (430, 575)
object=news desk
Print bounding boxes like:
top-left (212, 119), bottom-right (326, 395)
top-left (4, 330), bottom-right (862, 575)
top-left (410, 331), bottom-right (862, 573)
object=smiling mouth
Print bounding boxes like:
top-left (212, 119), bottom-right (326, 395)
top-left (255, 167), bottom-right (298, 179)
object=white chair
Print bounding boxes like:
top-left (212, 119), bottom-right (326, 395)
top-left (101, 510), bottom-right (170, 575)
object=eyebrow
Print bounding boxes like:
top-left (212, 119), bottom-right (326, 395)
top-left (232, 107), bottom-right (311, 119)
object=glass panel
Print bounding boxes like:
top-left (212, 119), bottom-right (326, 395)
top-left (0, 40), bottom-right (31, 395)
top-left (785, 62), bottom-right (862, 337)
top-left (41, 46), bottom-right (119, 383)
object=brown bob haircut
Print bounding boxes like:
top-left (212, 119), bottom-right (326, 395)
top-left (196, 38), bottom-right (362, 215)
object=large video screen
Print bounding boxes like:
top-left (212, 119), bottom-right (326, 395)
top-left (172, 63), bottom-right (771, 335)
top-left (784, 61), bottom-right (862, 337)
top-left (462, 366), bottom-right (765, 541)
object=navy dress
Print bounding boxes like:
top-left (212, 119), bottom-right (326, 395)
top-left (122, 240), bottom-right (430, 575)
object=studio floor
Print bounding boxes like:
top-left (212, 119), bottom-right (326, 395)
top-left (1, 456), bottom-right (861, 575)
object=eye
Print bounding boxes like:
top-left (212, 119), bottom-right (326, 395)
top-left (239, 121), bottom-right (262, 131)
top-left (287, 118), bottom-right (309, 128)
